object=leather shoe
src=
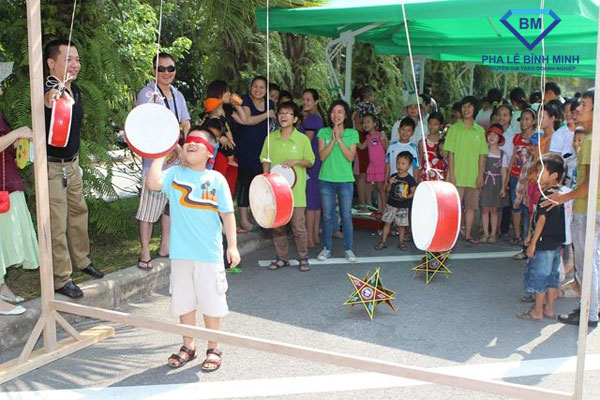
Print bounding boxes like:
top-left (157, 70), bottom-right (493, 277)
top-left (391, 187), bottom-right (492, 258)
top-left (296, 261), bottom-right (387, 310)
top-left (81, 264), bottom-right (104, 279)
top-left (55, 281), bottom-right (84, 299)
top-left (557, 310), bottom-right (598, 327)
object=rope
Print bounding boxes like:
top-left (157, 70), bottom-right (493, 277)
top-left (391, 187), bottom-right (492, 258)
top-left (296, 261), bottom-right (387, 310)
top-left (152, 0), bottom-right (165, 101)
top-left (535, 0), bottom-right (558, 205)
top-left (265, 0), bottom-right (271, 163)
top-left (62, 0), bottom-right (78, 84)
top-left (399, 0), bottom-right (438, 179)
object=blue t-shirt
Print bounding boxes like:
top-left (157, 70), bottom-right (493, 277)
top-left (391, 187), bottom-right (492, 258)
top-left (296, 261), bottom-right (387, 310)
top-left (162, 167), bottom-right (234, 262)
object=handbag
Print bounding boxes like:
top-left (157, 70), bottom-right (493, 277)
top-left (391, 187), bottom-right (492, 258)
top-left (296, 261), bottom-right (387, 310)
top-left (0, 150), bottom-right (9, 213)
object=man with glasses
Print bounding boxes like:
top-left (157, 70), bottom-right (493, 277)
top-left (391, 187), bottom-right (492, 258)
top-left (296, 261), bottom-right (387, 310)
top-left (259, 101), bottom-right (315, 271)
top-left (44, 39), bottom-right (104, 299)
top-left (135, 52), bottom-right (191, 271)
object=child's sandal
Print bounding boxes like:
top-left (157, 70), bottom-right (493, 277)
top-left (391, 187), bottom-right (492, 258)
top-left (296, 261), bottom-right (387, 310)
top-left (167, 345), bottom-right (197, 368)
top-left (298, 258), bottom-right (311, 271)
top-left (201, 348), bottom-right (223, 373)
top-left (374, 242), bottom-right (388, 250)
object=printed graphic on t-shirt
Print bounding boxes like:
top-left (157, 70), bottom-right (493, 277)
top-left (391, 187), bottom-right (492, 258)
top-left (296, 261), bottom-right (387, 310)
top-left (171, 178), bottom-right (219, 212)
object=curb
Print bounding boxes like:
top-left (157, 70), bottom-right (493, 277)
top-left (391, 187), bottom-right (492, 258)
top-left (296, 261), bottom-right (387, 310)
top-left (0, 232), bottom-right (272, 354)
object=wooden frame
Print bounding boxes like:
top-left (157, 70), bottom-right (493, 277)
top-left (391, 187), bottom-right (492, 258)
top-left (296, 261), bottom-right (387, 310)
top-left (1, 2), bottom-right (597, 399)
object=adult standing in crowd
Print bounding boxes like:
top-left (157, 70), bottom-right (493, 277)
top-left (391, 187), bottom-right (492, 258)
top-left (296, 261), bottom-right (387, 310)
top-left (135, 52), bottom-right (190, 271)
top-left (298, 89), bottom-right (324, 248)
top-left (44, 39), bottom-right (103, 299)
top-left (0, 111), bottom-right (38, 315)
top-left (445, 96), bottom-right (488, 244)
top-left (390, 93), bottom-right (428, 145)
top-left (545, 90), bottom-right (599, 327)
top-left (260, 101), bottom-right (314, 271)
top-left (236, 76), bottom-right (275, 233)
top-left (317, 100), bottom-right (359, 263)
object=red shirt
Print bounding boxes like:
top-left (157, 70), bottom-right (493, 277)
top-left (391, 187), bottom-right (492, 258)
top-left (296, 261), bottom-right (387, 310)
top-left (0, 112), bottom-right (26, 193)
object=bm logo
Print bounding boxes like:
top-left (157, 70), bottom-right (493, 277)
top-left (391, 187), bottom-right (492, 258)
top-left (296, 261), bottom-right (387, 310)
top-left (500, 9), bottom-right (561, 51)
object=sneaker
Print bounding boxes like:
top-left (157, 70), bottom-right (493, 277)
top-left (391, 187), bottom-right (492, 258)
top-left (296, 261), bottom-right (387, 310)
top-left (345, 250), bottom-right (357, 263)
top-left (317, 248), bottom-right (331, 261)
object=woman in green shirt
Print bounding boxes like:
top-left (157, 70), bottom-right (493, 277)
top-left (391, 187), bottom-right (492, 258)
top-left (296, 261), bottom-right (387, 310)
top-left (317, 100), bottom-right (359, 262)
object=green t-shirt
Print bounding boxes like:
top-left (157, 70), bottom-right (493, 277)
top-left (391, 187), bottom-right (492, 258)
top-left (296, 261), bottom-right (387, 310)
top-left (573, 134), bottom-right (600, 214)
top-left (259, 128), bottom-right (315, 207)
top-left (444, 119), bottom-right (488, 188)
top-left (317, 127), bottom-right (359, 182)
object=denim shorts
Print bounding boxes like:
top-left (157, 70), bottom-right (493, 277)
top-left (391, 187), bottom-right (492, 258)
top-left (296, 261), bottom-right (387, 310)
top-left (525, 247), bottom-right (561, 293)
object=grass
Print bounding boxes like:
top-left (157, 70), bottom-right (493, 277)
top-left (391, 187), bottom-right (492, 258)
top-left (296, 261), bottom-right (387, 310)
top-left (4, 197), bottom-right (163, 301)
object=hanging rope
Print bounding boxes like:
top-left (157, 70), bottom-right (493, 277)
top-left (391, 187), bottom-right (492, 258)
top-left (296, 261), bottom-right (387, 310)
top-left (62, 0), bottom-right (78, 84)
top-left (264, 0), bottom-right (272, 164)
top-left (151, 0), bottom-right (165, 102)
top-left (399, 0), bottom-right (438, 179)
top-left (535, 0), bottom-right (558, 205)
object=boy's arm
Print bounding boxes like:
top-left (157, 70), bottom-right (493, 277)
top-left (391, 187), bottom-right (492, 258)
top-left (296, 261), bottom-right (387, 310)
top-left (447, 151), bottom-right (455, 185)
top-left (526, 214), bottom-right (546, 258)
top-left (476, 154), bottom-right (485, 189)
top-left (221, 212), bottom-right (240, 268)
top-left (407, 184), bottom-right (417, 199)
top-left (146, 156), bottom-right (166, 191)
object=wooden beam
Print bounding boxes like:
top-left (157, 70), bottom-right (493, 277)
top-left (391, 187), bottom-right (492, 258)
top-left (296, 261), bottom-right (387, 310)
top-left (25, 0), bottom-right (57, 351)
top-left (0, 325), bottom-right (114, 385)
top-left (52, 300), bottom-right (570, 400)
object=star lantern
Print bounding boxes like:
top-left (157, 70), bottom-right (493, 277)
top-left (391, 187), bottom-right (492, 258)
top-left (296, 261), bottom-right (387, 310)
top-left (345, 268), bottom-right (397, 320)
top-left (412, 251), bottom-right (451, 284)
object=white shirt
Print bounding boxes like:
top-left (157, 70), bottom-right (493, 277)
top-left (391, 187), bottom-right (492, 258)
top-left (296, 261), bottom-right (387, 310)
top-left (475, 109), bottom-right (492, 131)
top-left (499, 125), bottom-right (517, 160)
top-left (385, 141), bottom-right (420, 177)
top-left (551, 125), bottom-right (574, 156)
top-left (390, 118), bottom-right (429, 146)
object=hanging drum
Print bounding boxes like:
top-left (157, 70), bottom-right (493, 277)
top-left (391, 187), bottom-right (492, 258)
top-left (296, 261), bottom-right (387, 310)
top-left (411, 181), bottom-right (461, 252)
top-left (48, 92), bottom-right (74, 148)
top-left (249, 173), bottom-right (293, 229)
top-left (271, 164), bottom-right (296, 188)
top-left (124, 103), bottom-right (180, 158)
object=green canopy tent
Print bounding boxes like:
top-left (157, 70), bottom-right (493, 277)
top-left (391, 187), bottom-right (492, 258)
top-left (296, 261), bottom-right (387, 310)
top-left (256, 0), bottom-right (599, 98)
top-left (256, 2), bottom-right (600, 400)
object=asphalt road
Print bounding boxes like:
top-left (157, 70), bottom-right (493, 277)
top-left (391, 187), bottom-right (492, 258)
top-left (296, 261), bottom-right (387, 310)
top-left (2, 229), bottom-right (600, 399)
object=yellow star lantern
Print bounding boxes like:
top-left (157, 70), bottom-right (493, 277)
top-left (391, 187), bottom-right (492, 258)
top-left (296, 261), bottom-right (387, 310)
top-left (345, 268), bottom-right (397, 320)
top-left (412, 251), bottom-right (452, 284)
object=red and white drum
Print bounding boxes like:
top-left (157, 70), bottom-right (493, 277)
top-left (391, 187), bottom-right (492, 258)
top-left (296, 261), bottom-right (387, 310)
top-left (249, 173), bottom-right (293, 229)
top-left (48, 93), bottom-right (74, 148)
top-left (124, 103), bottom-right (180, 158)
top-left (411, 181), bottom-right (461, 252)
top-left (271, 164), bottom-right (296, 188)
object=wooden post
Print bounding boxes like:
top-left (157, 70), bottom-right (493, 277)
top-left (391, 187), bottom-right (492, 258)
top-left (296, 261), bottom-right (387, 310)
top-left (572, 5), bottom-right (600, 399)
top-left (25, 0), bottom-right (57, 352)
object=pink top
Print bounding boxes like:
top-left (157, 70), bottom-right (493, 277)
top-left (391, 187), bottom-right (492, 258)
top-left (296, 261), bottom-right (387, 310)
top-left (366, 132), bottom-right (386, 171)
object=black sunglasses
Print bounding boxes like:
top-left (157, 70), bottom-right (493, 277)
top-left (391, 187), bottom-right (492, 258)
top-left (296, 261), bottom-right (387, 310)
top-left (157, 65), bottom-right (176, 73)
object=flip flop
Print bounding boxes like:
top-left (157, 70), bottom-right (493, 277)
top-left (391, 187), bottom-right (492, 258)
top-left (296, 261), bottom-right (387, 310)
top-left (137, 259), bottom-right (153, 270)
top-left (519, 294), bottom-right (535, 303)
top-left (517, 310), bottom-right (543, 321)
top-left (465, 238), bottom-right (479, 245)
top-left (154, 252), bottom-right (169, 258)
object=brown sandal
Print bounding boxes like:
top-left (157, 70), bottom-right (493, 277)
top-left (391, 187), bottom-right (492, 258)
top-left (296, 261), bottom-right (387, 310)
top-left (374, 242), bottom-right (388, 250)
top-left (167, 345), bottom-right (196, 368)
top-left (201, 348), bottom-right (223, 373)
top-left (298, 258), bottom-right (311, 271)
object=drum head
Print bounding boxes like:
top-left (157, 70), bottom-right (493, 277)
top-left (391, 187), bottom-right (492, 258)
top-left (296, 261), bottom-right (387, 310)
top-left (125, 103), bottom-right (180, 158)
top-left (411, 182), bottom-right (438, 250)
top-left (249, 174), bottom-right (293, 229)
top-left (271, 164), bottom-right (296, 188)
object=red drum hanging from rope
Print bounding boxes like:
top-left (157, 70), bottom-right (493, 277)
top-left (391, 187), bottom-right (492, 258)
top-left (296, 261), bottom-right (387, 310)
top-left (48, 93), bottom-right (74, 148)
top-left (411, 181), bottom-right (461, 252)
top-left (124, 103), bottom-right (180, 158)
top-left (249, 173), bottom-right (293, 229)
top-left (271, 164), bottom-right (296, 188)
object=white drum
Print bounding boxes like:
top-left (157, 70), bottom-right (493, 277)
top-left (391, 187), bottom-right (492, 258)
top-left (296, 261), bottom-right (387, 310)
top-left (271, 164), bottom-right (297, 188)
top-left (411, 181), bottom-right (461, 252)
top-left (124, 103), bottom-right (180, 158)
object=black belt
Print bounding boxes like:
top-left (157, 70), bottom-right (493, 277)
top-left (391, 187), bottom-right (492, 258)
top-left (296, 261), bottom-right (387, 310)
top-left (48, 154), bottom-right (78, 163)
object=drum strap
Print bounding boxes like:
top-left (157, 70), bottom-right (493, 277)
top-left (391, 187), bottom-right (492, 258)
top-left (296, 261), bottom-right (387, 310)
top-left (157, 86), bottom-right (179, 122)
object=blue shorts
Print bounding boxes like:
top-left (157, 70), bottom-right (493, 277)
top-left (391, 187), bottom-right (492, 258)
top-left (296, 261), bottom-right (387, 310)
top-left (525, 247), bottom-right (561, 293)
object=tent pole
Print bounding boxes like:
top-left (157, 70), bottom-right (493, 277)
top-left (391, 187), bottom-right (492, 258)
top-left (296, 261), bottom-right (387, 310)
top-left (573, 6), bottom-right (600, 399)
top-left (344, 36), bottom-right (354, 103)
top-left (25, 0), bottom-right (58, 352)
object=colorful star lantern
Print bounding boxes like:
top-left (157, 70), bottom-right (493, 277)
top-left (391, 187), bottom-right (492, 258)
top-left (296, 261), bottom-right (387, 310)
top-left (345, 268), bottom-right (398, 320)
top-left (412, 251), bottom-right (451, 284)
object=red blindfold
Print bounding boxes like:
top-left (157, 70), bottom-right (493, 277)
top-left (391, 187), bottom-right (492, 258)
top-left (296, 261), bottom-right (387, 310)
top-left (184, 136), bottom-right (215, 165)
